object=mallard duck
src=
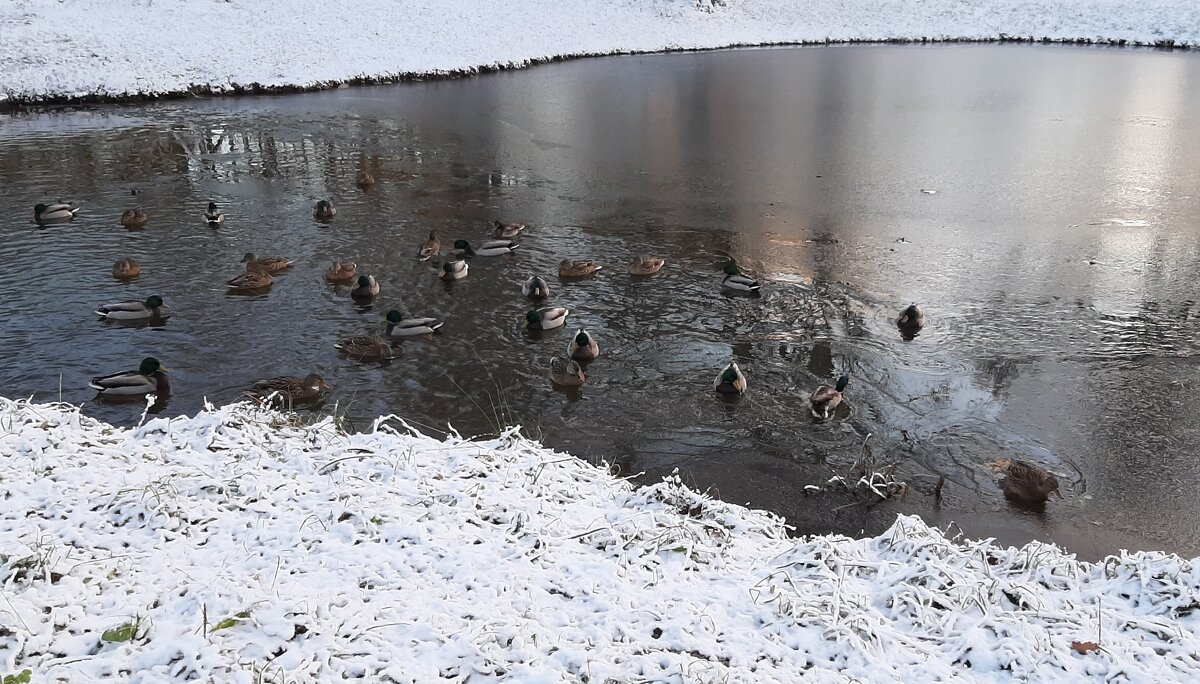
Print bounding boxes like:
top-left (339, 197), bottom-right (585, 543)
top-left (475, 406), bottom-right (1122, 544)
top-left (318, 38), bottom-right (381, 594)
top-left (356, 171), bottom-right (376, 188)
top-left (112, 258), bottom-right (141, 279)
top-left (204, 201), bottom-right (224, 226)
top-left (714, 362), bottom-right (747, 396)
top-left (335, 335), bottom-right (398, 360)
top-left (351, 274), bottom-right (380, 299)
top-left (559, 259), bottom-right (602, 278)
top-left (999, 460), bottom-right (1063, 504)
top-left (452, 239), bottom-right (519, 257)
top-left (120, 207), bottom-right (149, 228)
top-left (242, 253), bottom-right (294, 274)
top-left (34, 202), bottom-right (78, 223)
top-left (810, 375), bottom-right (849, 419)
top-left (325, 260), bottom-right (357, 283)
top-left (567, 329), bottom-right (599, 361)
top-left (523, 275), bottom-right (551, 300)
top-left (227, 269), bottom-right (273, 292)
top-left (96, 295), bottom-right (169, 320)
top-left (897, 303), bottom-right (925, 334)
top-left (549, 356), bottom-right (586, 386)
top-left (630, 257), bottom-right (665, 276)
top-left (314, 200), bottom-right (336, 220)
top-left (721, 262), bottom-right (761, 292)
top-left (416, 230), bottom-right (440, 261)
top-left (246, 374), bottom-right (329, 404)
top-left (492, 220), bottom-right (525, 239)
top-left (89, 357), bottom-right (169, 397)
top-left (525, 307), bottom-right (569, 331)
top-left (441, 260), bottom-right (469, 280)
top-left (385, 309), bottom-right (444, 336)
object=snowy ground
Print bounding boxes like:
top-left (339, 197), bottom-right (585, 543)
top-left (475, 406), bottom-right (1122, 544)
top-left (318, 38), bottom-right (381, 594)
top-left (1, 0), bottom-right (1198, 104)
top-left (0, 398), bottom-right (1197, 683)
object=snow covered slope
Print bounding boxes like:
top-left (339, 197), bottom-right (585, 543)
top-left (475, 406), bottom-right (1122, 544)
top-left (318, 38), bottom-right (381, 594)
top-left (0, 397), bottom-right (1197, 682)
top-left (0, 0), bottom-right (1197, 104)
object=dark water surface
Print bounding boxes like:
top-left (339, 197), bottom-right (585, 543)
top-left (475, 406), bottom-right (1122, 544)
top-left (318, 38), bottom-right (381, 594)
top-left (3, 45), bottom-right (1200, 559)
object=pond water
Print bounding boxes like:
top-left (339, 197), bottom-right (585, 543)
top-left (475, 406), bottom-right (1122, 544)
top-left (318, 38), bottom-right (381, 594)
top-left (3, 44), bottom-right (1200, 559)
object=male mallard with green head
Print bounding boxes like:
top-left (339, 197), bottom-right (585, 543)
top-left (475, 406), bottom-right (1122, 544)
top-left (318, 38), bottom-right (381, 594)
top-left (523, 275), bottom-right (551, 300)
top-left (90, 357), bottom-right (169, 398)
top-left (714, 362), bottom-right (747, 395)
top-left (567, 329), bottom-right (599, 361)
top-left (453, 239), bottom-right (519, 257)
top-left (441, 260), bottom-right (469, 280)
top-left (385, 309), bottom-right (444, 336)
top-left (351, 275), bottom-right (380, 300)
top-left (525, 307), bottom-right (569, 331)
top-left (34, 202), bottom-right (79, 224)
top-left (721, 262), bottom-right (761, 292)
top-left (810, 375), bottom-right (849, 419)
top-left (96, 295), bottom-right (169, 321)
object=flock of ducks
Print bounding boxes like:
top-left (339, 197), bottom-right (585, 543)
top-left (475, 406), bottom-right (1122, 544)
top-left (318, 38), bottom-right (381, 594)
top-left (36, 192), bottom-right (1062, 505)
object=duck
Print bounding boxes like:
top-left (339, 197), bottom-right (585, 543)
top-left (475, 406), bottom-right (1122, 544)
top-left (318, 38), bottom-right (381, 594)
top-left (491, 220), bottom-right (525, 239)
top-left (441, 260), bottom-right (469, 280)
top-left (385, 309), bottom-right (444, 336)
top-left (325, 260), bottom-right (357, 283)
top-left (314, 200), bottom-right (336, 220)
top-left (721, 262), bottom-right (761, 292)
top-left (356, 171), bottom-right (376, 188)
top-left (120, 207), bottom-right (149, 228)
top-left (416, 230), bottom-right (441, 261)
top-left (112, 258), bottom-right (141, 279)
top-left (525, 307), bottom-right (569, 331)
top-left (630, 257), bottom-right (665, 276)
top-left (246, 374), bottom-right (329, 405)
top-left (89, 357), bottom-right (169, 398)
top-left (452, 239), bottom-right (519, 257)
top-left (226, 269), bottom-right (273, 292)
top-left (242, 253), bottom-right (294, 274)
top-left (999, 460), bottom-right (1063, 504)
top-left (351, 274), bottom-right (380, 299)
top-left (567, 329), bottom-right (599, 361)
top-left (523, 275), bottom-right (551, 300)
top-left (204, 201), bottom-right (224, 226)
top-left (96, 295), bottom-right (169, 321)
top-left (34, 202), bottom-right (78, 223)
top-left (334, 335), bottom-right (398, 360)
top-left (897, 303), bottom-right (925, 335)
top-left (549, 356), bottom-right (587, 387)
top-left (713, 362), bottom-right (747, 396)
top-left (810, 375), bottom-right (849, 419)
top-left (559, 259), bottom-right (602, 278)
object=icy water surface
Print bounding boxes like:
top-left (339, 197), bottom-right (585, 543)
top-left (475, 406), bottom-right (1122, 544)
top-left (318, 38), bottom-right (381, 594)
top-left (2, 45), bottom-right (1200, 559)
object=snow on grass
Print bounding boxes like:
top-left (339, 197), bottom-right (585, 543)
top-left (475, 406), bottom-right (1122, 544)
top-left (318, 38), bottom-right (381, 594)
top-left (0, 398), bottom-right (1197, 682)
top-left (1, 0), bottom-right (1199, 104)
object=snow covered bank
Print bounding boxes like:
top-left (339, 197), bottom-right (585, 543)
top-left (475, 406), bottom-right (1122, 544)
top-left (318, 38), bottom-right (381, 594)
top-left (0, 398), bottom-right (1197, 682)
top-left (1, 1), bottom-right (1198, 105)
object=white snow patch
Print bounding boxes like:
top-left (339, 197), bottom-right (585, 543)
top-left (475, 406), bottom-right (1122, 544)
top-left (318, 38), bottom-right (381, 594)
top-left (0, 397), bottom-right (1198, 682)
top-left (1, 1), bottom-right (1198, 103)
